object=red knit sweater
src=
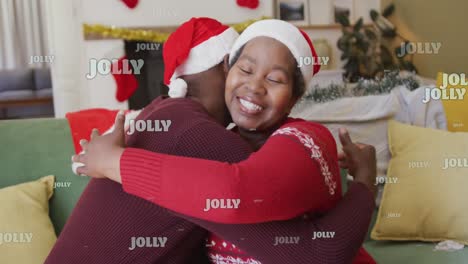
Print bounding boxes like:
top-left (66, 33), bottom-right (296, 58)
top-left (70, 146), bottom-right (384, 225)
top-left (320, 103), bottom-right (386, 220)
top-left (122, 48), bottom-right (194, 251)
top-left (122, 118), bottom-right (343, 223)
top-left (120, 98), bottom-right (376, 263)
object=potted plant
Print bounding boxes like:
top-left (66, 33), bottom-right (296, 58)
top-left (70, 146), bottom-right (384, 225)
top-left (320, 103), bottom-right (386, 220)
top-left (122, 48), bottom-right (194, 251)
top-left (336, 4), bottom-right (418, 82)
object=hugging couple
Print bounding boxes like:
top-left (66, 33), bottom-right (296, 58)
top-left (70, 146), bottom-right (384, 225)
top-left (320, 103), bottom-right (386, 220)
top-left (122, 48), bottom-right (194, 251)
top-left (45, 18), bottom-right (378, 264)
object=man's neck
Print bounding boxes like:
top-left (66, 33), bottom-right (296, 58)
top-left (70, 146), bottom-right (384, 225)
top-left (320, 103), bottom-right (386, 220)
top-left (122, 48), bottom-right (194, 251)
top-left (237, 119), bottom-right (286, 151)
top-left (186, 79), bottom-right (231, 127)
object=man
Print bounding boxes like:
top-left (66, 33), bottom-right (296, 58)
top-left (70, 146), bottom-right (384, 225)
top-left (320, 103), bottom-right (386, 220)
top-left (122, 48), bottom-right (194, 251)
top-left (49, 18), bottom-right (376, 264)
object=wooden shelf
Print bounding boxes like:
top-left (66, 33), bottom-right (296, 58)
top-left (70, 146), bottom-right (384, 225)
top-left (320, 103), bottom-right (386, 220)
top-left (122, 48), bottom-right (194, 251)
top-left (299, 24), bottom-right (344, 30)
top-left (0, 97), bottom-right (53, 108)
top-left (298, 23), bottom-right (372, 30)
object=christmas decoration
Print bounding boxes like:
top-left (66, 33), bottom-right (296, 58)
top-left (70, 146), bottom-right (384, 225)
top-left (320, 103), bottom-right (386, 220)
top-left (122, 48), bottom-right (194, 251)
top-left (301, 70), bottom-right (420, 103)
top-left (236, 0), bottom-right (259, 9)
top-left (163, 18), bottom-right (239, 98)
top-left (111, 56), bottom-right (139, 102)
top-left (121, 0), bottom-right (139, 9)
top-left (84, 24), bottom-right (170, 43)
top-left (83, 17), bottom-right (270, 43)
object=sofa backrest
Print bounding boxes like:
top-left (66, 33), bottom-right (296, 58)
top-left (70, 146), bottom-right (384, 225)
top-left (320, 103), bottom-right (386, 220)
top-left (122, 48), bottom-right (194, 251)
top-left (0, 118), bottom-right (89, 235)
top-left (33, 68), bottom-right (52, 90)
top-left (0, 68), bottom-right (34, 92)
top-left (0, 68), bottom-right (51, 93)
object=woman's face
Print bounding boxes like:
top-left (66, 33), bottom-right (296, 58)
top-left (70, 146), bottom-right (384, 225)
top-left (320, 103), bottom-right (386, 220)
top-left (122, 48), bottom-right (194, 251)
top-left (225, 37), bottom-right (298, 131)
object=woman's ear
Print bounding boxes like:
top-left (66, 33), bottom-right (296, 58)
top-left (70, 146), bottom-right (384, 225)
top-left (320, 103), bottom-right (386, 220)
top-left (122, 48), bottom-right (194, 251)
top-left (223, 54), bottom-right (230, 76)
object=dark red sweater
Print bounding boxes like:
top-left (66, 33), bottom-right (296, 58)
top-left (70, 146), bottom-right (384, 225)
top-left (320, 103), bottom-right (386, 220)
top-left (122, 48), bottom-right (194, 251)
top-left (123, 118), bottom-right (343, 223)
top-left (120, 96), bottom-right (376, 263)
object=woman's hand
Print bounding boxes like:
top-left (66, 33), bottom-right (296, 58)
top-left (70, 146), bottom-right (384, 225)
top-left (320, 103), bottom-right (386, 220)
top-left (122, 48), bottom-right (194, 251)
top-left (338, 128), bottom-right (377, 197)
top-left (72, 111), bottom-right (126, 183)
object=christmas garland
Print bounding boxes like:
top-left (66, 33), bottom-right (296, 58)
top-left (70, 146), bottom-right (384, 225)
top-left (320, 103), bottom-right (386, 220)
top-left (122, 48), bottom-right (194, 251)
top-left (83, 16), bottom-right (270, 43)
top-left (301, 71), bottom-right (421, 103)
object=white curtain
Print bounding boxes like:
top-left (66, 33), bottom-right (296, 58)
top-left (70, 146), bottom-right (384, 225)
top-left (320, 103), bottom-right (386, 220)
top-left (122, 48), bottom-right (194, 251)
top-left (0, 0), bottom-right (50, 70)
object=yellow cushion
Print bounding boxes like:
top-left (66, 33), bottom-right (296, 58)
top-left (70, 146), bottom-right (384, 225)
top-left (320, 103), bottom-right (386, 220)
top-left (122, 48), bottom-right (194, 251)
top-left (436, 72), bottom-right (468, 132)
top-left (0, 175), bottom-right (57, 264)
top-left (371, 121), bottom-right (468, 244)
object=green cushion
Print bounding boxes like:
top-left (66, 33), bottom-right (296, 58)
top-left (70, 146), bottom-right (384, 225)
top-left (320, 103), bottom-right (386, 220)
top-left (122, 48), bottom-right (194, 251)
top-left (340, 169), bottom-right (348, 194)
top-left (364, 209), bottom-right (468, 263)
top-left (0, 118), bottom-right (89, 235)
top-left (364, 240), bottom-right (468, 264)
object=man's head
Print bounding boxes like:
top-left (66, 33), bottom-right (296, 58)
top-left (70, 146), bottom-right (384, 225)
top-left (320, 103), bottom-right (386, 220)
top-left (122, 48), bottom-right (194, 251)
top-left (163, 17), bottom-right (239, 125)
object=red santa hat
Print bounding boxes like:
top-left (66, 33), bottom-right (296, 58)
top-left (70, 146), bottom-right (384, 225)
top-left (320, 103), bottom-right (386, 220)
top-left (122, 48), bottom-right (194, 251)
top-left (163, 17), bottom-right (239, 98)
top-left (229, 19), bottom-right (320, 88)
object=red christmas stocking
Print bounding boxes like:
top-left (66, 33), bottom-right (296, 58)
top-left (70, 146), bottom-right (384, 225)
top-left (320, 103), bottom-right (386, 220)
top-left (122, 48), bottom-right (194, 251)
top-left (111, 56), bottom-right (139, 102)
top-left (121, 0), bottom-right (139, 9)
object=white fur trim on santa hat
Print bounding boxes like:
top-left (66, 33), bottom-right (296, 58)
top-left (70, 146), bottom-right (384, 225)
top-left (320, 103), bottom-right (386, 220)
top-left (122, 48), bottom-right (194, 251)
top-left (168, 78), bottom-right (188, 98)
top-left (229, 19), bottom-right (314, 86)
top-left (168, 27), bottom-right (239, 97)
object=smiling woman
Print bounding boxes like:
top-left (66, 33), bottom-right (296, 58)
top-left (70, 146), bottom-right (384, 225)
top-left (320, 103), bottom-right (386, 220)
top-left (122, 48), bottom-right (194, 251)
top-left (226, 37), bottom-right (303, 132)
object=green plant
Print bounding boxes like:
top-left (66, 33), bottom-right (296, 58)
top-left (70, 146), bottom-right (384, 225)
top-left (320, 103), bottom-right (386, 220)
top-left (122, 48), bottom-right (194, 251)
top-left (336, 4), bottom-right (418, 82)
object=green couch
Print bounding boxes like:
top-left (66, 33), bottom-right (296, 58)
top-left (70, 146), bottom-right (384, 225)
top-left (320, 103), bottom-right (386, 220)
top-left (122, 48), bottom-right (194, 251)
top-left (1, 118), bottom-right (467, 263)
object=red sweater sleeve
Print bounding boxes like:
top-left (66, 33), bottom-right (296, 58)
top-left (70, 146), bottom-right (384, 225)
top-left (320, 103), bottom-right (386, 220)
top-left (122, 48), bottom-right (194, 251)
top-left (121, 122), bottom-right (342, 224)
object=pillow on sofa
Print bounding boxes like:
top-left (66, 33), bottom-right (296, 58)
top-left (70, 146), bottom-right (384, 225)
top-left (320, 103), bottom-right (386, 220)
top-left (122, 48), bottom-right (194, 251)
top-left (436, 72), bottom-right (468, 132)
top-left (0, 175), bottom-right (57, 264)
top-left (371, 121), bottom-right (468, 244)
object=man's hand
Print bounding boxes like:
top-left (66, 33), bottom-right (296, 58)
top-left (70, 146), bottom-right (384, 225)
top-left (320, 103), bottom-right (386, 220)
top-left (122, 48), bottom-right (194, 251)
top-left (338, 128), bottom-right (377, 197)
top-left (72, 111), bottom-right (126, 183)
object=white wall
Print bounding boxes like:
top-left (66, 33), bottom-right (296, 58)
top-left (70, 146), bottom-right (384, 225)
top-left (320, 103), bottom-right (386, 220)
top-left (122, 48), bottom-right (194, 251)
top-left (45, 0), bottom-right (87, 117)
top-left (80, 0), bottom-right (274, 26)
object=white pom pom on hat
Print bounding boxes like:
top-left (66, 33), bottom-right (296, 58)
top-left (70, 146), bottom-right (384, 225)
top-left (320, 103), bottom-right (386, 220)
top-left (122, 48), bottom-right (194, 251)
top-left (163, 17), bottom-right (239, 98)
top-left (167, 78), bottom-right (188, 98)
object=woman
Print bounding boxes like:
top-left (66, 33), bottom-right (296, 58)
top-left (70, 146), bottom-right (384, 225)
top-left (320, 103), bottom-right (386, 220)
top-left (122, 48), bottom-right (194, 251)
top-left (77, 20), bottom-right (376, 263)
